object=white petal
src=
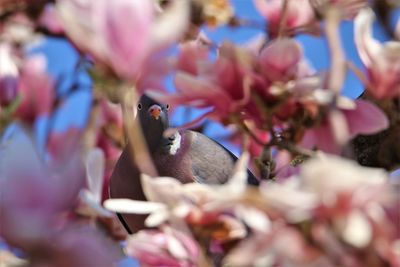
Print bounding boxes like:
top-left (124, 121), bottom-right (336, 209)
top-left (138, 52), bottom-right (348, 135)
top-left (104, 198), bottom-right (166, 214)
top-left (312, 89), bottom-right (334, 105)
top-left (85, 148), bottom-right (105, 204)
top-left (145, 209), bottom-right (169, 227)
top-left (141, 174), bottom-right (182, 203)
top-left (301, 155), bottom-right (387, 194)
top-left (166, 231), bottom-right (189, 260)
top-left (336, 96), bottom-right (356, 110)
top-left (225, 151), bottom-right (249, 195)
top-left (342, 211), bottom-right (372, 248)
top-left (0, 44), bottom-right (18, 76)
top-left (354, 8), bottom-right (382, 67)
top-left (78, 189), bottom-right (113, 217)
top-left (328, 109), bottom-right (349, 146)
top-left (236, 206), bottom-right (271, 233)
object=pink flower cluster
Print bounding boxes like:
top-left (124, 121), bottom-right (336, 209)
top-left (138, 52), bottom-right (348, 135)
top-left (106, 154), bottom-right (400, 266)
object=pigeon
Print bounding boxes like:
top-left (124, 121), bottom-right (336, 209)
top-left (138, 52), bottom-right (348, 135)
top-left (109, 94), bottom-right (259, 233)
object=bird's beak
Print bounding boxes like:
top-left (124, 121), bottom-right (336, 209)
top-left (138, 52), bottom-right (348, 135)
top-left (148, 104), bottom-right (162, 120)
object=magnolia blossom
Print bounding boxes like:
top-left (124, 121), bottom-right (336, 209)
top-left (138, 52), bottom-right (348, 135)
top-left (253, 0), bottom-right (317, 37)
top-left (300, 154), bottom-right (387, 197)
top-left (355, 8), bottom-right (400, 99)
top-left (47, 127), bottom-right (82, 164)
top-left (258, 38), bottom-right (304, 83)
top-left (227, 155), bottom-right (397, 266)
top-left (126, 226), bottom-right (199, 267)
top-left (14, 55), bottom-right (54, 123)
top-left (57, 0), bottom-right (189, 83)
top-left (0, 130), bottom-right (84, 249)
top-left (302, 156), bottom-right (399, 262)
top-left (27, 225), bottom-right (121, 267)
top-left (152, 38), bottom-right (312, 127)
top-left (0, 128), bottom-right (124, 265)
top-left (301, 98), bottom-right (389, 154)
top-left (148, 42), bottom-right (256, 124)
top-left (225, 223), bottom-right (323, 267)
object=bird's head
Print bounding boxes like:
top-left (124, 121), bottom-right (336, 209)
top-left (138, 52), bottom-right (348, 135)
top-left (136, 94), bottom-right (170, 152)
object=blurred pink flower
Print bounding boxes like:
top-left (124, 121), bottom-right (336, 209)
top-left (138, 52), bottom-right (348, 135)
top-left (47, 127), bottom-right (82, 164)
top-left (301, 99), bottom-right (389, 154)
top-left (14, 55), bottom-right (54, 123)
top-left (57, 0), bottom-right (189, 83)
top-left (301, 155), bottom-right (395, 248)
top-left (36, 225), bottom-right (120, 267)
top-left (126, 226), bottom-right (199, 267)
top-left (355, 8), bottom-right (400, 99)
top-left (254, 0), bottom-right (317, 37)
top-left (225, 223), bottom-right (322, 266)
top-left (258, 38), bottom-right (304, 83)
top-left (0, 131), bottom-right (84, 249)
top-left (0, 43), bottom-right (18, 105)
top-left (38, 3), bottom-right (64, 34)
top-left (175, 40), bottom-right (209, 76)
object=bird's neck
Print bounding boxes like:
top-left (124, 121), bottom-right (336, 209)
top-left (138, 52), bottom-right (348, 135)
top-left (159, 132), bottom-right (182, 155)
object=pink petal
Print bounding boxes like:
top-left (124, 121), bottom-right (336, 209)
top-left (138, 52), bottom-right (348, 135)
top-left (103, 0), bottom-right (153, 79)
top-left (253, 0), bottom-right (282, 22)
top-left (16, 55), bottom-right (54, 121)
top-left (301, 123), bottom-right (341, 154)
top-left (343, 99), bottom-right (389, 137)
top-left (57, 0), bottom-right (108, 63)
top-left (259, 38), bottom-right (302, 81)
top-left (176, 42), bottom-right (209, 75)
top-left (253, 0), bottom-right (315, 33)
top-left (174, 72), bottom-right (230, 106)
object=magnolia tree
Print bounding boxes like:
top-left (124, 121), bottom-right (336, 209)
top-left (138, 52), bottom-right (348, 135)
top-left (0, 0), bottom-right (400, 266)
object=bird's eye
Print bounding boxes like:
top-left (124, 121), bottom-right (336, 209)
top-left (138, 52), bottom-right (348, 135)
top-left (137, 103), bottom-right (142, 110)
top-left (166, 104), bottom-right (170, 110)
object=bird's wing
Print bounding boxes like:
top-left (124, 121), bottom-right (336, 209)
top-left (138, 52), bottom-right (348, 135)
top-left (109, 147), bottom-right (147, 234)
top-left (186, 130), bottom-right (237, 184)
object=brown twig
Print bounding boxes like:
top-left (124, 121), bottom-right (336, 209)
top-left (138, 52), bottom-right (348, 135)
top-left (119, 86), bottom-right (157, 176)
top-left (277, 0), bottom-right (290, 38)
top-left (346, 61), bottom-right (370, 89)
top-left (325, 7), bottom-right (346, 95)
